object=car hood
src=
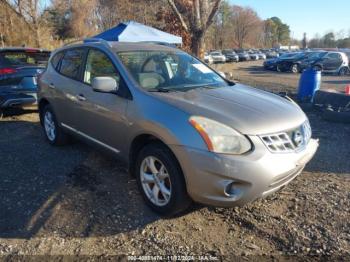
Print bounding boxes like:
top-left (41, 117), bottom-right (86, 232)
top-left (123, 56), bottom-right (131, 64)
top-left (155, 84), bottom-right (306, 135)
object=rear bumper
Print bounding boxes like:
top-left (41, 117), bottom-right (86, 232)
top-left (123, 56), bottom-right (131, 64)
top-left (0, 93), bottom-right (37, 108)
top-left (170, 138), bottom-right (319, 207)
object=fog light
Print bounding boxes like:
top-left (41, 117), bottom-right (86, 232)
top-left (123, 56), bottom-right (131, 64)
top-left (224, 182), bottom-right (244, 200)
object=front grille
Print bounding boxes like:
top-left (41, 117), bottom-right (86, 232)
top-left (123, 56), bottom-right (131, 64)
top-left (260, 121), bottom-right (311, 153)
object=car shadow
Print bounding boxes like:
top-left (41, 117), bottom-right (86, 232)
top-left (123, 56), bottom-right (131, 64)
top-left (0, 117), bottom-right (161, 239)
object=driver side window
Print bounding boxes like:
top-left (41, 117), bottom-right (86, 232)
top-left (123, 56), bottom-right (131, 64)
top-left (84, 49), bottom-right (120, 85)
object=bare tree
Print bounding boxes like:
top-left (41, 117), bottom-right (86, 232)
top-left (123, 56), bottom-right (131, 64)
top-left (166, 0), bottom-right (222, 57)
top-left (3, 0), bottom-right (49, 47)
top-left (230, 6), bottom-right (261, 49)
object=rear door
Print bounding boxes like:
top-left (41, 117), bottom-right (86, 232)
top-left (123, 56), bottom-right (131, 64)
top-left (50, 47), bottom-right (87, 127)
top-left (72, 48), bottom-right (130, 154)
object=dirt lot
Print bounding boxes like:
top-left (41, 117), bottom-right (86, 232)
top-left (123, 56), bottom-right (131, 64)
top-left (0, 61), bottom-right (349, 260)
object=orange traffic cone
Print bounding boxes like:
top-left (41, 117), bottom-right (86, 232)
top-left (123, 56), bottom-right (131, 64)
top-left (346, 85), bottom-right (350, 95)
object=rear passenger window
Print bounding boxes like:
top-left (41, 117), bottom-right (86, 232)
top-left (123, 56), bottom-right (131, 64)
top-left (59, 49), bottom-right (85, 80)
top-left (327, 53), bottom-right (341, 60)
top-left (51, 52), bottom-right (64, 70)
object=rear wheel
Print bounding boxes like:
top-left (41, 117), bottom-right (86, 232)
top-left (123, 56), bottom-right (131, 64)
top-left (338, 67), bottom-right (348, 76)
top-left (135, 143), bottom-right (192, 216)
top-left (41, 104), bottom-right (69, 145)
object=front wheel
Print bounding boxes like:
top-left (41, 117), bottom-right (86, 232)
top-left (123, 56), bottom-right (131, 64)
top-left (135, 143), bottom-right (192, 216)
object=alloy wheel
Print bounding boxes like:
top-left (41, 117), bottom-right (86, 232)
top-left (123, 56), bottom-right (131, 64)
top-left (140, 156), bottom-right (172, 207)
top-left (44, 111), bottom-right (56, 141)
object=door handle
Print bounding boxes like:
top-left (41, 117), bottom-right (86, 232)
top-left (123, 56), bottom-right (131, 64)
top-left (76, 94), bottom-right (86, 101)
top-left (49, 83), bottom-right (55, 89)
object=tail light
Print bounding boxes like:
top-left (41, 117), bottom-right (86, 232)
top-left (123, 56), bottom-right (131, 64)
top-left (0, 68), bottom-right (17, 75)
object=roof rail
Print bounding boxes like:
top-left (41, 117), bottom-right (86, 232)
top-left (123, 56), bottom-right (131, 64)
top-left (63, 39), bottom-right (83, 47)
top-left (83, 38), bottom-right (112, 48)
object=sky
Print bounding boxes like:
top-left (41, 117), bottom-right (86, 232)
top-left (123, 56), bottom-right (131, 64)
top-left (228, 0), bottom-right (350, 40)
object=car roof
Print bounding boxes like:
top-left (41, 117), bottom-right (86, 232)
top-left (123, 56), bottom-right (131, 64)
top-left (56, 41), bottom-right (180, 54)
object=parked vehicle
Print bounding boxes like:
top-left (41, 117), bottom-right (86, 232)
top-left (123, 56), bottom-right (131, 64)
top-left (307, 52), bottom-right (349, 76)
top-left (0, 47), bottom-right (50, 109)
top-left (222, 49), bottom-right (239, 62)
top-left (237, 51), bottom-right (250, 61)
top-left (209, 51), bottom-right (226, 63)
top-left (38, 39), bottom-right (318, 215)
top-left (248, 51), bottom-right (259, 61)
top-left (265, 51), bottom-right (279, 59)
top-left (272, 52), bottom-right (319, 73)
top-left (204, 52), bottom-right (213, 65)
top-left (257, 52), bottom-right (266, 60)
top-left (263, 53), bottom-right (296, 71)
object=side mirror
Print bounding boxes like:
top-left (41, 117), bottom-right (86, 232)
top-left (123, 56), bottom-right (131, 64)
top-left (92, 76), bottom-right (118, 93)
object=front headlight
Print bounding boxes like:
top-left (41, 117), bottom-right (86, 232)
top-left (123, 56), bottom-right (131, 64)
top-left (189, 116), bottom-right (251, 155)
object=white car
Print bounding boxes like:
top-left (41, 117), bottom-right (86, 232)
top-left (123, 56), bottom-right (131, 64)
top-left (210, 51), bottom-right (226, 63)
top-left (204, 52), bottom-right (213, 64)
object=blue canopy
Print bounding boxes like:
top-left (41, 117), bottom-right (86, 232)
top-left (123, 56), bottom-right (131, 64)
top-left (94, 21), bottom-right (182, 44)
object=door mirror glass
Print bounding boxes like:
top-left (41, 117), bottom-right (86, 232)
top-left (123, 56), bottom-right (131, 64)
top-left (92, 76), bottom-right (118, 93)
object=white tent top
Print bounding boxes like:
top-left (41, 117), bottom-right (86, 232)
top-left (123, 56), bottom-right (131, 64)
top-left (94, 21), bottom-right (182, 45)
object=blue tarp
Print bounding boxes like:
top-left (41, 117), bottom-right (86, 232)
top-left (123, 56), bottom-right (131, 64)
top-left (94, 21), bottom-right (182, 44)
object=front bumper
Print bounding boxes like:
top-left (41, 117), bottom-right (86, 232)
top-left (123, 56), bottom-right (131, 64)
top-left (170, 137), bottom-right (319, 207)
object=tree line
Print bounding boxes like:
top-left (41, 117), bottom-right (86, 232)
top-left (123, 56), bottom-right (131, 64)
top-left (1, 0), bottom-right (348, 56)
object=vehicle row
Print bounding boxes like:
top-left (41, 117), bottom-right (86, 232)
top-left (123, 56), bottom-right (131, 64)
top-left (204, 49), bottom-right (267, 64)
top-left (263, 50), bottom-right (350, 75)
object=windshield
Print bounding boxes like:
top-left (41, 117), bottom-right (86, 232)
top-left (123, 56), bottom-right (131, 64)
top-left (0, 50), bottom-right (50, 67)
top-left (117, 51), bottom-right (229, 91)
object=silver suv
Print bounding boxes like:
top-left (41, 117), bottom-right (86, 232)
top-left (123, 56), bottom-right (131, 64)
top-left (38, 39), bottom-right (319, 215)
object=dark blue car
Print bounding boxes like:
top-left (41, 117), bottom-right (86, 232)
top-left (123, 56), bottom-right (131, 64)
top-left (0, 47), bottom-right (50, 110)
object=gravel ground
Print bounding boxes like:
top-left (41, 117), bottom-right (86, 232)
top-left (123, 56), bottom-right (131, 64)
top-left (0, 62), bottom-right (349, 260)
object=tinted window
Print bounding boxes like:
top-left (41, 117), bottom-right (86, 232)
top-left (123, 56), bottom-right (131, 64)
top-left (327, 53), bottom-right (341, 60)
top-left (84, 49), bottom-right (120, 85)
top-left (0, 50), bottom-right (50, 67)
top-left (51, 52), bottom-right (64, 70)
top-left (59, 49), bottom-right (85, 80)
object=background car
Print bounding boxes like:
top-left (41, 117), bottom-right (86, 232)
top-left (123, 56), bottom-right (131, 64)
top-left (209, 51), bottom-right (226, 63)
top-left (265, 51), bottom-right (279, 59)
top-left (248, 51), bottom-right (259, 61)
top-left (237, 51), bottom-right (250, 61)
top-left (309, 51), bottom-right (349, 75)
top-left (0, 47), bottom-right (50, 109)
top-left (204, 52), bottom-right (213, 65)
top-left (263, 53), bottom-right (296, 71)
top-left (257, 52), bottom-right (266, 60)
top-left (222, 49), bottom-right (239, 62)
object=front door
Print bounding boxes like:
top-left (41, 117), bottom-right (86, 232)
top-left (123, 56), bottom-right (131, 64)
top-left (73, 48), bottom-right (130, 155)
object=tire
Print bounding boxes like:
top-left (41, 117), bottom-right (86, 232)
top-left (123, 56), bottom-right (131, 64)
top-left (313, 65), bottom-right (322, 72)
top-left (40, 104), bottom-right (69, 145)
top-left (322, 108), bottom-right (350, 123)
top-left (338, 67), bottom-right (348, 76)
top-left (276, 64), bottom-right (282, 72)
top-left (135, 143), bottom-right (192, 216)
top-left (291, 64), bottom-right (300, 74)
